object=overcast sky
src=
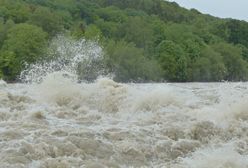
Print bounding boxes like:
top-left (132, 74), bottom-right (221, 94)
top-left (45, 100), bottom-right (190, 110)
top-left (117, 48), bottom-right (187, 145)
top-left (170, 0), bottom-right (248, 21)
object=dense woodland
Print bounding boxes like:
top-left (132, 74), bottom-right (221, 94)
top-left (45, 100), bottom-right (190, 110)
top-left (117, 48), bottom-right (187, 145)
top-left (1, 0), bottom-right (248, 82)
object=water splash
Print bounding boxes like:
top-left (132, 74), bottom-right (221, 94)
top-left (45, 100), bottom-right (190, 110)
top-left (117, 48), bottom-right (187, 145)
top-left (177, 144), bottom-right (248, 168)
top-left (0, 79), bottom-right (7, 87)
top-left (1, 81), bottom-right (248, 167)
top-left (20, 36), bottom-right (105, 83)
top-left (1, 36), bottom-right (248, 167)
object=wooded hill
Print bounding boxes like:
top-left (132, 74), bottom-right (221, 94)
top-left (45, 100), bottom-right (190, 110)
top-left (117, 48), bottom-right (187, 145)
top-left (1, 0), bottom-right (248, 82)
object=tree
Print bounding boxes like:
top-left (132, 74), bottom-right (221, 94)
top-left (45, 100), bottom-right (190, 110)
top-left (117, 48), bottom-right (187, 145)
top-left (0, 18), bottom-right (4, 48)
top-left (0, 19), bottom-right (14, 48)
top-left (0, 51), bottom-right (19, 80)
top-left (0, 0), bottom-right (30, 23)
top-left (119, 16), bottom-right (153, 49)
top-left (30, 7), bottom-right (63, 35)
top-left (192, 47), bottom-right (226, 81)
top-left (95, 19), bottom-right (119, 38)
top-left (0, 23), bottom-right (48, 80)
top-left (0, 0), bottom-right (248, 82)
top-left (104, 40), bottom-right (162, 82)
top-left (192, 57), bottom-right (212, 81)
top-left (226, 19), bottom-right (248, 47)
top-left (151, 18), bottom-right (167, 47)
top-left (96, 6), bottom-right (127, 23)
top-left (84, 24), bottom-right (102, 40)
top-left (156, 40), bottom-right (189, 81)
top-left (237, 44), bottom-right (248, 62)
top-left (213, 43), bottom-right (248, 81)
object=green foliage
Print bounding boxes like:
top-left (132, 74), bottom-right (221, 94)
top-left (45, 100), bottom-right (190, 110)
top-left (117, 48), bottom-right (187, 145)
top-left (237, 44), bottom-right (248, 62)
top-left (30, 7), bottom-right (63, 35)
top-left (0, 70), bottom-right (3, 78)
top-left (104, 40), bottom-right (162, 82)
top-left (96, 6), bottom-right (127, 23)
top-left (0, 23), bottom-right (47, 80)
top-left (95, 19), bottom-right (119, 38)
top-left (156, 40), bottom-right (188, 81)
top-left (0, 19), bottom-right (4, 48)
top-left (0, 0), bottom-right (31, 23)
top-left (212, 43), bottom-right (248, 81)
top-left (0, 0), bottom-right (248, 82)
top-left (191, 47), bottom-right (226, 81)
top-left (0, 51), bottom-right (19, 80)
top-left (0, 19), bottom-right (15, 49)
top-left (84, 24), bottom-right (102, 40)
top-left (226, 19), bottom-right (248, 47)
top-left (119, 16), bottom-right (153, 49)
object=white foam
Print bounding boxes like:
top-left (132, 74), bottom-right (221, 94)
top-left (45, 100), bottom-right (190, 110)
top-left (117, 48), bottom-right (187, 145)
top-left (1, 37), bottom-right (248, 167)
top-left (178, 144), bottom-right (248, 168)
top-left (0, 79), bottom-right (7, 87)
top-left (20, 36), bottom-right (104, 83)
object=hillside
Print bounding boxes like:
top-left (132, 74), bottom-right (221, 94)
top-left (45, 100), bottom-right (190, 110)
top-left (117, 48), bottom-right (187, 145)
top-left (1, 0), bottom-right (248, 82)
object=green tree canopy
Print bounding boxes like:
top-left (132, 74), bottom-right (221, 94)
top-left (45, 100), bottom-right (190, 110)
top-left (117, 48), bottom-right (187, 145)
top-left (213, 43), bottom-right (248, 81)
top-left (30, 7), bottom-right (63, 35)
top-left (105, 40), bottom-right (162, 82)
top-left (0, 23), bottom-right (47, 80)
top-left (1, 0), bottom-right (248, 82)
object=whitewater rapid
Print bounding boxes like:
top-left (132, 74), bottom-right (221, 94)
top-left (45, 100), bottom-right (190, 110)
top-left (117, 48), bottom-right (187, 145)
top-left (0, 77), bottom-right (248, 168)
top-left (1, 36), bottom-right (248, 167)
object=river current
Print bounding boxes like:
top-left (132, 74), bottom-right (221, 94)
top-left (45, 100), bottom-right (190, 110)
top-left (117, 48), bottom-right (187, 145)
top-left (0, 78), bottom-right (248, 168)
top-left (1, 37), bottom-right (248, 168)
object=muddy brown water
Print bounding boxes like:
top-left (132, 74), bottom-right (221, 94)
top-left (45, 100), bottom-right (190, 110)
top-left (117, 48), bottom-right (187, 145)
top-left (1, 78), bottom-right (248, 168)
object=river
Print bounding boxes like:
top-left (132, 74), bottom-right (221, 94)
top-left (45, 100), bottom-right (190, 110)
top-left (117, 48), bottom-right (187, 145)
top-left (1, 36), bottom-right (248, 167)
top-left (0, 77), bottom-right (248, 168)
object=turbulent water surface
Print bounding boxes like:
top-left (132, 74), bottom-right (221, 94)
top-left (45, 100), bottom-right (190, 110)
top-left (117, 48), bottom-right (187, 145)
top-left (1, 37), bottom-right (248, 168)
top-left (1, 79), bottom-right (248, 168)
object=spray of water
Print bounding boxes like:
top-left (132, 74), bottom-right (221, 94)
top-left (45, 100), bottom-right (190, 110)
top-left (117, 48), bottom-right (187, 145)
top-left (1, 36), bottom-right (248, 167)
top-left (20, 35), bottom-right (105, 83)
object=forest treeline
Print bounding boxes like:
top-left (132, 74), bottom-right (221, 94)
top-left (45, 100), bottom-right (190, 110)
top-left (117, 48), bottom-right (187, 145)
top-left (1, 0), bottom-right (248, 82)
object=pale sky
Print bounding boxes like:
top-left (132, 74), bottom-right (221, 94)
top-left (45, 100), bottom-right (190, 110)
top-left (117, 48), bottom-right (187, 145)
top-left (170, 0), bottom-right (248, 21)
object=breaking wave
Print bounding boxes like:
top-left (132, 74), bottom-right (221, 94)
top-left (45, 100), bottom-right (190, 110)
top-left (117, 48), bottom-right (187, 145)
top-left (20, 35), bottom-right (105, 83)
top-left (0, 37), bottom-right (248, 167)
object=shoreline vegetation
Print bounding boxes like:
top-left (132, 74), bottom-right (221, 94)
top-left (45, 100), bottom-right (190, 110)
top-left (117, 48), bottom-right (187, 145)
top-left (1, 0), bottom-right (248, 82)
